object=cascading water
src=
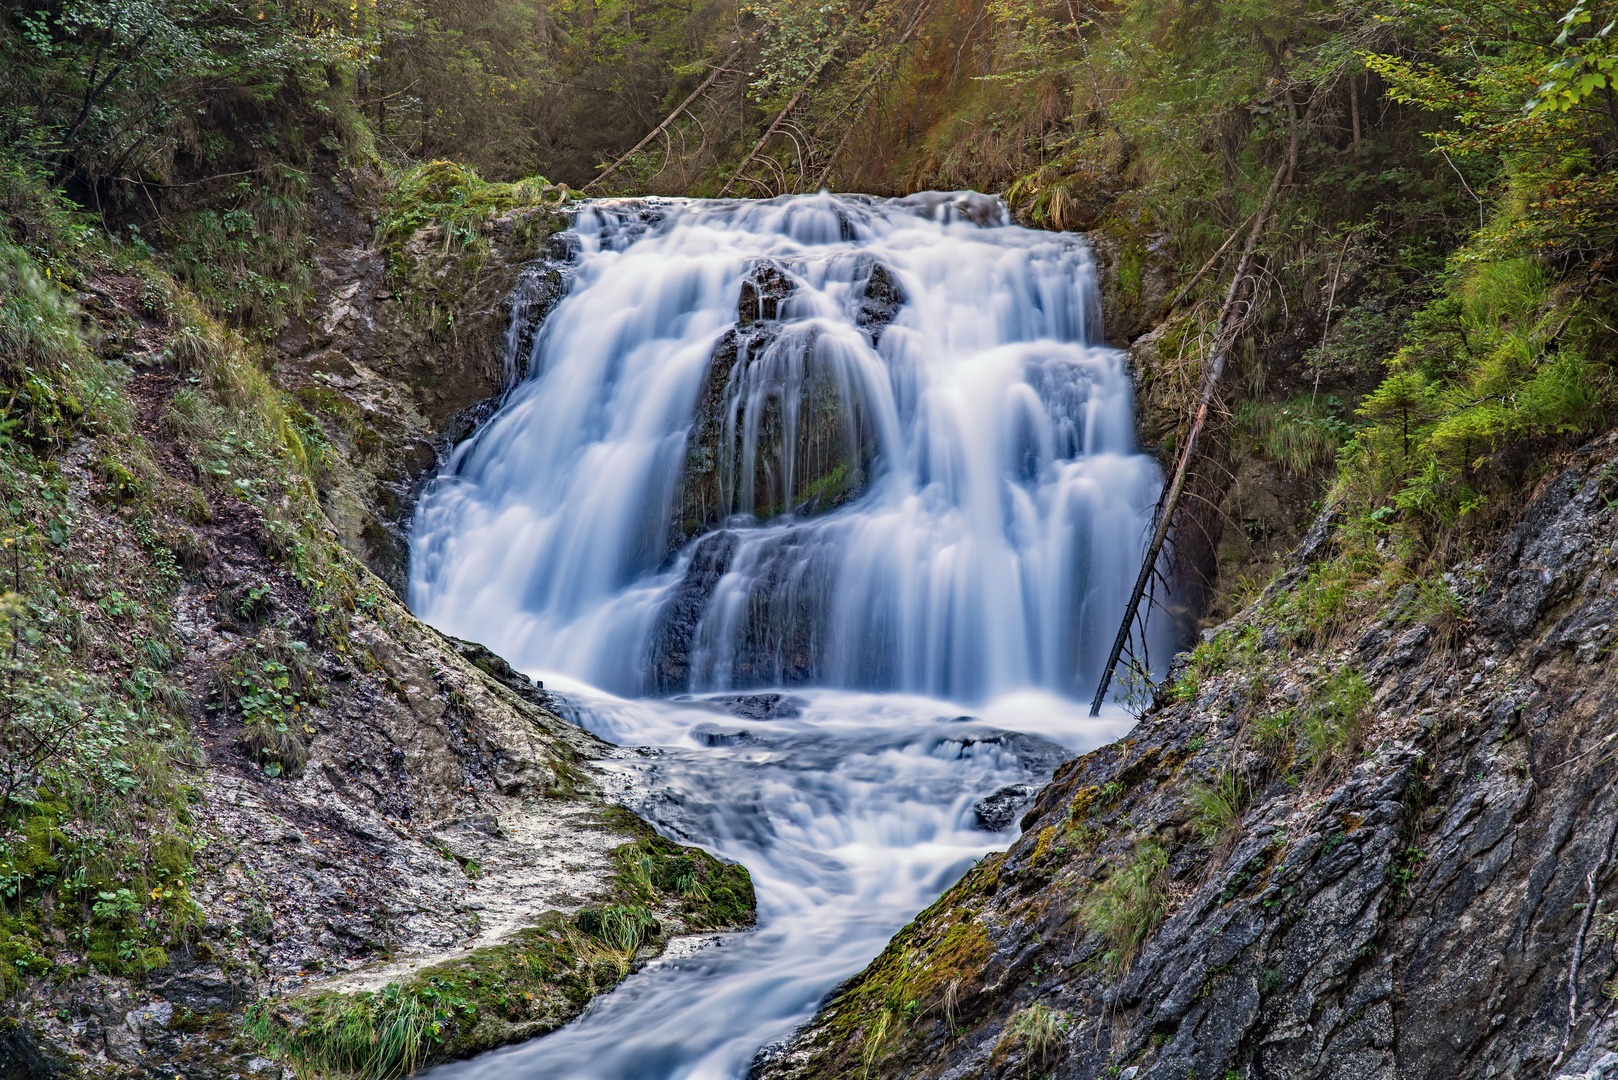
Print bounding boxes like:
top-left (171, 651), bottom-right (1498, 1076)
top-left (409, 192), bottom-right (1175, 1080)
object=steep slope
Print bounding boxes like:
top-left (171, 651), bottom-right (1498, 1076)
top-left (756, 437), bottom-right (1618, 1080)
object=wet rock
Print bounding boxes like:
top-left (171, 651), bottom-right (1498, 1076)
top-left (974, 784), bottom-right (1040, 831)
top-left (648, 531), bottom-right (739, 693)
top-left (854, 260), bottom-right (906, 344)
top-left (272, 171), bottom-right (570, 593)
top-left (709, 693), bottom-right (804, 720)
top-left (897, 191), bottom-right (1007, 227)
top-left (691, 723), bottom-right (758, 747)
top-left (669, 260), bottom-right (879, 552)
top-left (740, 264), bottom-right (794, 324)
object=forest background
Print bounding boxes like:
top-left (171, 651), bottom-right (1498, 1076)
top-left (3, 0), bottom-right (1616, 535)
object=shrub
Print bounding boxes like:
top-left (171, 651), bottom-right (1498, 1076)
top-left (376, 161), bottom-right (563, 276)
top-left (0, 244), bottom-right (128, 449)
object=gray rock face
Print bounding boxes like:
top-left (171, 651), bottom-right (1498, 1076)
top-left (755, 435), bottom-right (1618, 1080)
top-left (670, 259), bottom-right (894, 555)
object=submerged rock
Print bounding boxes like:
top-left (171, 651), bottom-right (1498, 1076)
top-left (648, 530), bottom-right (741, 694)
top-left (709, 692), bottom-right (805, 720)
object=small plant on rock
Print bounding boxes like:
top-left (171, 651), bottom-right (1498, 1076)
top-left (1188, 769), bottom-right (1248, 844)
top-left (1300, 666), bottom-right (1371, 773)
top-left (1081, 839), bottom-right (1171, 973)
top-left (575, 903), bottom-right (659, 954)
top-left (215, 640), bottom-right (320, 778)
top-left (1000, 1001), bottom-right (1071, 1073)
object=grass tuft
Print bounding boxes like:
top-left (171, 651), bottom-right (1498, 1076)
top-left (1081, 839), bottom-right (1170, 973)
top-left (1188, 769), bottom-right (1248, 843)
top-left (999, 1001), bottom-right (1071, 1073)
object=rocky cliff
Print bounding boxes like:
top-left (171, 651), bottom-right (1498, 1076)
top-left (753, 435), bottom-right (1618, 1080)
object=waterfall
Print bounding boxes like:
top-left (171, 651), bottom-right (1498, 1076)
top-left (410, 192), bottom-right (1171, 702)
top-left (407, 191), bottom-right (1176, 1080)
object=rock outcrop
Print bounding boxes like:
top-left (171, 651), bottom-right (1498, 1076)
top-left (755, 434), bottom-right (1618, 1080)
top-left (273, 168), bottom-right (571, 594)
top-left (670, 259), bottom-right (896, 554)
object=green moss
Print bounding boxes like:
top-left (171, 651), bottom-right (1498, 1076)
top-left (1117, 242), bottom-right (1145, 305)
top-left (599, 806), bottom-right (756, 930)
top-left (250, 812), bottom-right (756, 1076)
top-left (826, 912), bottom-right (991, 1067)
top-left (252, 914), bottom-right (643, 1076)
top-left (377, 162), bottom-right (566, 279)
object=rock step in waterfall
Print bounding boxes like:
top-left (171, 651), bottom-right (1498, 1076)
top-left (409, 191), bottom-right (1180, 703)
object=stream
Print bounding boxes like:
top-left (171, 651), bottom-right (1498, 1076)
top-left (409, 192), bottom-right (1171, 1079)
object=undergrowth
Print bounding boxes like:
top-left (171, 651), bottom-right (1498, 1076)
top-left (0, 166), bottom-right (377, 997)
top-left (376, 161), bottom-right (565, 277)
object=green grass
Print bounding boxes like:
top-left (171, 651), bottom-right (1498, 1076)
top-left (575, 904), bottom-right (660, 953)
top-left (1299, 667), bottom-right (1372, 772)
top-left (1169, 625), bottom-right (1261, 704)
top-left (1081, 840), bottom-right (1171, 973)
top-left (1236, 394), bottom-right (1358, 477)
top-left (248, 980), bottom-right (472, 1080)
top-left (1188, 770), bottom-right (1248, 843)
top-left (1000, 1001), bottom-right (1072, 1072)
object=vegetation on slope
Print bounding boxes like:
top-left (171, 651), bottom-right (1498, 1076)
top-left (0, 158), bottom-right (372, 997)
top-left (0, 29), bottom-right (748, 1071)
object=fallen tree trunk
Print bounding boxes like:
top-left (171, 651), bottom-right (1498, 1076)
top-left (1089, 121), bottom-right (1301, 715)
top-left (719, 68), bottom-right (825, 198)
top-left (809, 0), bottom-right (936, 190)
top-left (584, 52), bottom-right (739, 192)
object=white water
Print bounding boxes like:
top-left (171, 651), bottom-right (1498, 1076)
top-left (409, 192), bottom-right (1172, 1079)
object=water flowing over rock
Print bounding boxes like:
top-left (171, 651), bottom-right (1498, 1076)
top-left (410, 193), bottom-right (1174, 700)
